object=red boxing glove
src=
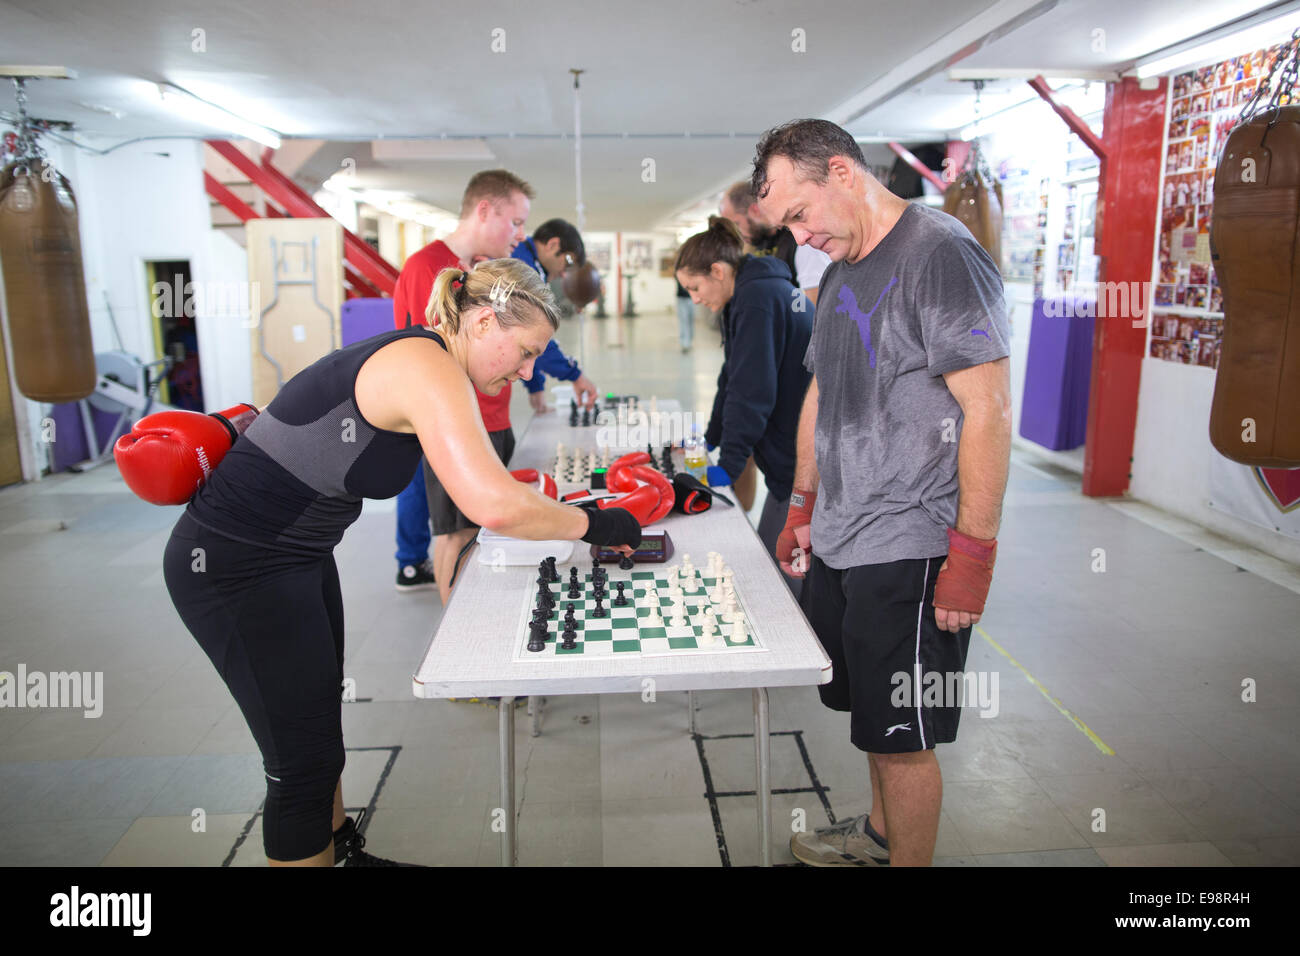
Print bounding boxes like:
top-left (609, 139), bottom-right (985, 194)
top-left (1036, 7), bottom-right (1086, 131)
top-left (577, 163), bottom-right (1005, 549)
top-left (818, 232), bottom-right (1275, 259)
top-left (114, 404), bottom-right (258, 505)
top-left (510, 468), bottom-right (558, 499)
top-left (776, 488), bottom-right (816, 576)
top-left (933, 528), bottom-right (998, 616)
top-left (603, 453), bottom-right (674, 525)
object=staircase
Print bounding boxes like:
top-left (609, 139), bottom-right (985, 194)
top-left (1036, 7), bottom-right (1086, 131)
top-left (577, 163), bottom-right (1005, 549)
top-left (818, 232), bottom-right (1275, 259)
top-left (203, 140), bottom-right (398, 300)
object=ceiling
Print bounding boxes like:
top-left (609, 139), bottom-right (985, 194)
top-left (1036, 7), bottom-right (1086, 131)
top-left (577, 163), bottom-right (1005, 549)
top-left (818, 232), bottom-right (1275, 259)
top-left (0, 0), bottom-right (1289, 231)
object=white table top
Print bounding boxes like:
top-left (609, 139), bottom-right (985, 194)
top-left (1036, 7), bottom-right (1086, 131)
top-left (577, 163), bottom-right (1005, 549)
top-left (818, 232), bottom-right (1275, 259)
top-left (412, 406), bottom-right (832, 698)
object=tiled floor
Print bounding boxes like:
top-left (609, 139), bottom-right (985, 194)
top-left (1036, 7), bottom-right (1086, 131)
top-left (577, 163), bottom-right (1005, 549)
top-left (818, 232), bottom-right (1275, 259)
top-left (1, 307), bottom-right (1297, 866)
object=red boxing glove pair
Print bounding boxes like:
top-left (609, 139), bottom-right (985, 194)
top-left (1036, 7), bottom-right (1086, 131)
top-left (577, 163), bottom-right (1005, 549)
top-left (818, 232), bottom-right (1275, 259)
top-left (933, 528), bottom-right (997, 616)
top-left (115, 404), bottom-right (258, 506)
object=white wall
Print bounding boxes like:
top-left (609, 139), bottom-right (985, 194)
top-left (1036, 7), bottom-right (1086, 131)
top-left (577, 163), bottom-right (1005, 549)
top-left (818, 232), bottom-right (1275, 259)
top-left (12, 138), bottom-right (252, 473)
top-left (1130, 358), bottom-right (1300, 565)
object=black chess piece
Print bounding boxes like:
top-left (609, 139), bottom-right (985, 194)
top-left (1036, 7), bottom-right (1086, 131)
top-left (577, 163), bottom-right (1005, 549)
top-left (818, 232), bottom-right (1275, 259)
top-left (527, 620), bottom-right (548, 653)
top-left (619, 554), bottom-right (635, 571)
top-left (546, 557), bottom-right (559, 582)
top-left (568, 581), bottom-right (581, 599)
top-left (592, 596), bottom-right (605, 618)
top-left (560, 625), bottom-right (577, 650)
top-left (614, 581), bottom-right (628, 606)
top-left (581, 408), bottom-right (590, 427)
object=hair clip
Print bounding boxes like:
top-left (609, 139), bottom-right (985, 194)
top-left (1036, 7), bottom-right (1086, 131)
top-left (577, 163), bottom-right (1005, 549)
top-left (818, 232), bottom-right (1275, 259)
top-left (488, 278), bottom-right (513, 310)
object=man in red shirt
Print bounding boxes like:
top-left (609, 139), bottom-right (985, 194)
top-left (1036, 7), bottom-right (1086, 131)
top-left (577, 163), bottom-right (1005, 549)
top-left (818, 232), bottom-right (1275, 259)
top-left (393, 169), bottom-right (535, 605)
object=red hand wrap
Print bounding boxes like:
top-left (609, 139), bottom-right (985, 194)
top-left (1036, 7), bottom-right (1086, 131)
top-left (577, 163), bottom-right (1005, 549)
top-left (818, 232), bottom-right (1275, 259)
top-left (932, 528), bottom-right (998, 615)
top-left (775, 488), bottom-right (816, 567)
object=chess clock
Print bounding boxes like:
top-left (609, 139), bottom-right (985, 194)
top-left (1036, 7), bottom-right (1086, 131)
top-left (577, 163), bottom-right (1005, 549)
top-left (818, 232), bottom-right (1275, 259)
top-left (589, 530), bottom-right (673, 566)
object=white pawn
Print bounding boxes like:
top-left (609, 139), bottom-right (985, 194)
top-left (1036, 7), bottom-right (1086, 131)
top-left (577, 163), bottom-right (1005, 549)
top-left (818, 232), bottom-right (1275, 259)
top-left (644, 602), bottom-right (663, 627)
top-left (670, 598), bottom-right (688, 628)
top-left (729, 618), bottom-right (746, 644)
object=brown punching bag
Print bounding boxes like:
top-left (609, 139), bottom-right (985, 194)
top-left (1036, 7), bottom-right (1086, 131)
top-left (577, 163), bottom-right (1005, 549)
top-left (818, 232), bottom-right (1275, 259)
top-left (1209, 100), bottom-right (1300, 467)
top-left (0, 159), bottom-right (96, 403)
top-left (944, 167), bottom-right (1004, 269)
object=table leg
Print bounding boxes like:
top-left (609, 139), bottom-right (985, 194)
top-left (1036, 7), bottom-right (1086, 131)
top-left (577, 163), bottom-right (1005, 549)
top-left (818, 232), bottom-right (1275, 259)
top-left (687, 690), bottom-right (697, 735)
top-left (499, 695), bottom-right (517, 866)
top-left (752, 687), bottom-right (771, 867)
top-left (529, 695), bottom-right (544, 737)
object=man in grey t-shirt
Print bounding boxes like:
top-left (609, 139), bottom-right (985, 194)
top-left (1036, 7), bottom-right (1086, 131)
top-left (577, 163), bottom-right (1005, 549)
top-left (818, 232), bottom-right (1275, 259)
top-left (752, 119), bottom-right (1012, 867)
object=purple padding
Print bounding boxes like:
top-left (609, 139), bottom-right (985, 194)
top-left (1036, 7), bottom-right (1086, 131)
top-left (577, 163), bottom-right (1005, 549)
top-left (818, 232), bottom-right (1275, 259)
top-left (342, 298), bottom-right (395, 346)
top-left (47, 403), bottom-right (125, 472)
top-left (1019, 295), bottom-right (1094, 451)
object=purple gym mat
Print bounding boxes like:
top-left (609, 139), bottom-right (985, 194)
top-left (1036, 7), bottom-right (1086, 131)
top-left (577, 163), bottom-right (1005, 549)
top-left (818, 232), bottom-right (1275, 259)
top-left (342, 297), bottom-right (395, 346)
top-left (1019, 295), bottom-right (1094, 451)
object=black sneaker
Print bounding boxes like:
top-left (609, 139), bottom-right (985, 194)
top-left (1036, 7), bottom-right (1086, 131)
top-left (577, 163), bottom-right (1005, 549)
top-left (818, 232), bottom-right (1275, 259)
top-left (396, 558), bottom-right (436, 592)
top-left (334, 808), bottom-right (418, 867)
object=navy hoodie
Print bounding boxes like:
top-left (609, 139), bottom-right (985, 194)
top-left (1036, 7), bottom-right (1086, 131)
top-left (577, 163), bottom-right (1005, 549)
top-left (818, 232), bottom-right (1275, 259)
top-left (704, 254), bottom-right (813, 502)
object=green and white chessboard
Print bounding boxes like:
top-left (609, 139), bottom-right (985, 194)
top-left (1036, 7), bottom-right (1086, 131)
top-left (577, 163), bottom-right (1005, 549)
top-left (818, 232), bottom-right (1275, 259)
top-left (515, 565), bottom-right (764, 661)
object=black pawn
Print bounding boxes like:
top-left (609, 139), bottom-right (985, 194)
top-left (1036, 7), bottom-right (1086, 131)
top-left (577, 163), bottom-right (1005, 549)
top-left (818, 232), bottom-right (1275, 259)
top-left (564, 602), bottom-right (577, 621)
top-left (614, 581), bottom-right (628, 606)
top-left (581, 408), bottom-right (590, 427)
top-left (592, 596), bottom-right (606, 618)
top-left (619, 554), bottom-right (635, 571)
top-left (561, 625), bottom-right (577, 650)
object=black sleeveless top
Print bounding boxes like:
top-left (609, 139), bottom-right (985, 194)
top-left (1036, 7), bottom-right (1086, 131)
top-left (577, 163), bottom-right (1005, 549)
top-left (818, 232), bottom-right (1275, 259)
top-left (186, 327), bottom-right (446, 555)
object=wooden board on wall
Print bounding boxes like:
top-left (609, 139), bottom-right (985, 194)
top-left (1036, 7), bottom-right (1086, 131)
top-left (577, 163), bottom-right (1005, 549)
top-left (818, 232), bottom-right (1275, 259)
top-left (0, 296), bottom-right (24, 487)
top-left (246, 218), bottom-right (343, 406)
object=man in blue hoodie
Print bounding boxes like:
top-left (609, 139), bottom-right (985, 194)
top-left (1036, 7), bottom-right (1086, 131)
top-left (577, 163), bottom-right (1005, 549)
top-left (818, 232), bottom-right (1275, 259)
top-left (512, 218), bottom-right (598, 411)
top-left (675, 215), bottom-right (812, 596)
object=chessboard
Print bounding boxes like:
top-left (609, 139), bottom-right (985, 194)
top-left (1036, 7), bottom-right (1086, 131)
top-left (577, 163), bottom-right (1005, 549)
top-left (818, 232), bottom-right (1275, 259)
top-left (514, 554), bottom-right (764, 661)
top-left (550, 442), bottom-right (677, 484)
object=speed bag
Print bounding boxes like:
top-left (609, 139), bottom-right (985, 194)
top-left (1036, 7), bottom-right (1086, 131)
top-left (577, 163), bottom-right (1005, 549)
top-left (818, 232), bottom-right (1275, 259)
top-left (1209, 106), bottom-right (1300, 467)
top-left (943, 171), bottom-right (1004, 269)
top-left (0, 160), bottom-right (96, 403)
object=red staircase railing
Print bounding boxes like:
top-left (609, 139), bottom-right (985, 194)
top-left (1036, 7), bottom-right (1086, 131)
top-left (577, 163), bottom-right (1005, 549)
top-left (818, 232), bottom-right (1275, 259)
top-left (203, 140), bottom-right (399, 299)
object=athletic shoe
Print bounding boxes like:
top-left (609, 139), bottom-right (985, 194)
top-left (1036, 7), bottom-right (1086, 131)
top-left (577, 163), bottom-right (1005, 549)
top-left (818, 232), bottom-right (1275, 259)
top-left (334, 808), bottom-right (418, 866)
top-left (396, 559), bottom-right (436, 592)
top-left (789, 813), bottom-right (890, 866)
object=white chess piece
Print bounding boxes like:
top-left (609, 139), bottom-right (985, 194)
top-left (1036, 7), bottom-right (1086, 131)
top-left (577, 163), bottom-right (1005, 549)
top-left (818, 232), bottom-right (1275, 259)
top-left (644, 603), bottom-right (663, 627)
top-left (729, 618), bottom-right (746, 644)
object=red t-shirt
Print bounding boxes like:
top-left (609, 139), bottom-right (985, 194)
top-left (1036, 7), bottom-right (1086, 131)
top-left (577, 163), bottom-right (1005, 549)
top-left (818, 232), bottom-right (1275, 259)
top-left (392, 240), bottom-right (513, 432)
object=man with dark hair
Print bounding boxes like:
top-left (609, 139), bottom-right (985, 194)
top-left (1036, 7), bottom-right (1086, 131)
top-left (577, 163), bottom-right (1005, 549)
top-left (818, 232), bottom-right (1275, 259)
top-left (754, 118), bottom-right (1012, 867)
top-left (512, 218), bottom-right (598, 410)
top-left (720, 179), bottom-right (830, 306)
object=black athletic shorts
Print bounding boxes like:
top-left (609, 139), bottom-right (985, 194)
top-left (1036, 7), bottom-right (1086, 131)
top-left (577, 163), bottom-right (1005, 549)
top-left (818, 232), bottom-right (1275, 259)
top-left (423, 426), bottom-right (515, 535)
top-left (801, 553), bottom-right (972, 754)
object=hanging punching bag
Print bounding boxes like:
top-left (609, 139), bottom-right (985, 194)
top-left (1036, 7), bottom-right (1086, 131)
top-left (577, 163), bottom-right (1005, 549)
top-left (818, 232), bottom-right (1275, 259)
top-left (0, 159), bottom-right (96, 403)
top-left (944, 168), bottom-right (1004, 269)
top-left (1208, 103), bottom-right (1300, 467)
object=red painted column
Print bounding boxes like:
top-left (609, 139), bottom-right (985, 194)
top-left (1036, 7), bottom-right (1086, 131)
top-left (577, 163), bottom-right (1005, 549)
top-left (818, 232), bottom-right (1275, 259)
top-left (1082, 76), bottom-right (1167, 497)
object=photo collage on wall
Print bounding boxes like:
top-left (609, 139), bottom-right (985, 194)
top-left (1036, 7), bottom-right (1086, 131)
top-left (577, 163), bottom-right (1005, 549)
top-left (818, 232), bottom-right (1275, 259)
top-left (1150, 42), bottom-right (1286, 367)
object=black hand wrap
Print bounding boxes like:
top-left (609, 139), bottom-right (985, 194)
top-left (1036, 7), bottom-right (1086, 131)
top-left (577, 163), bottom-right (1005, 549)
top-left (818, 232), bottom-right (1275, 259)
top-left (578, 503), bottom-right (643, 549)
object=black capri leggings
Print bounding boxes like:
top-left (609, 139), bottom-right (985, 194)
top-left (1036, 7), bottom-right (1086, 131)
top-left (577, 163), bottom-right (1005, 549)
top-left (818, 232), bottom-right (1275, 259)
top-left (163, 512), bottom-right (346, 861)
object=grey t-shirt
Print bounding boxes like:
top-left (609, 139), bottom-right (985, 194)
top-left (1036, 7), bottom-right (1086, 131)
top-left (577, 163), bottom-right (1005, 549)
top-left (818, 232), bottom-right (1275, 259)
top-left (804, 202), bottom-right (1009, 569)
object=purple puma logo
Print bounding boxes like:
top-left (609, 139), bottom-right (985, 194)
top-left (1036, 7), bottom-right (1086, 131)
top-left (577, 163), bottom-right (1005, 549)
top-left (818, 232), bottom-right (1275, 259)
top-left (835, 277), bottom-right (897, 369)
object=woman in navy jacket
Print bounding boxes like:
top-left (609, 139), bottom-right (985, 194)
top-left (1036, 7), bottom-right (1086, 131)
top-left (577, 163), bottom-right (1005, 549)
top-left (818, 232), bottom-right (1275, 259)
top-left (675, 216), bottom-right (812, 594)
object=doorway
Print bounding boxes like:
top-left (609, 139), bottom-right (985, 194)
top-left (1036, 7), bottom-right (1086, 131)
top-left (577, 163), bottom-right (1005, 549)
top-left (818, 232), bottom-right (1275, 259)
top-left (145, 260), bottom-right (204, 411)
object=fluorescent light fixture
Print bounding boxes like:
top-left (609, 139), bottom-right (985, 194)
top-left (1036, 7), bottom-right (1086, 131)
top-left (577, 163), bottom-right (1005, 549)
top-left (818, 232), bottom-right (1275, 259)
top-left (156, 83), bottom-right (281, 148)
top-left (1136, 8), bottom-right (1300, 79)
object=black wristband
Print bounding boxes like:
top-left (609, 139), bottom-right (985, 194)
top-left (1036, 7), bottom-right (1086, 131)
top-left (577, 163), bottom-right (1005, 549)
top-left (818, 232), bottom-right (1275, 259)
top-left (578, 503), bottom-right (643, 549)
